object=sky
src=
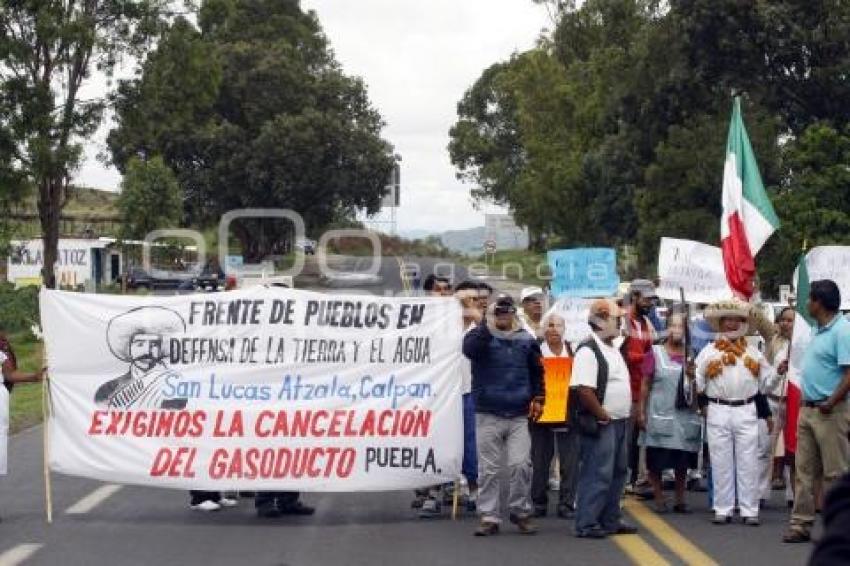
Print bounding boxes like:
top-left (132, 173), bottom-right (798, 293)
top-left (74, 0), bottom-right (551, 235)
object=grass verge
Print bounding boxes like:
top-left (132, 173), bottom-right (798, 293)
top-left (7, 331), bottom-right (44, 434)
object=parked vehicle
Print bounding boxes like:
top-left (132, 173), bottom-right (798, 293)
top-left (295, 238), bottom-right (316, 255)
top-left (123, 267), bottom-right (192, 290)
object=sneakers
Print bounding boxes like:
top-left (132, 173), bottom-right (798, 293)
top-left (219, 497), bottom-right (239, 508)
top-left (576, 526), bottom-right (607, 539)
top-left (474, 521), bottom-right (499, 537)
top-left (557, 504), bottom-right (576, 520)
top-left (191, 500), bottom-right (221, 512)
top-left (712, 514), bottom-right (731, 525)
top-left (418, 498), bottom-right (441, 519)
top-left (509, 514), bottom-right (538, 535)
top-left (607, 523), bottom-right (638, 535)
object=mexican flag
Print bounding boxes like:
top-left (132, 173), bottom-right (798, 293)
top-left (720, 97), bottom-right (780, 299)
top-left (785, 254), bottom-right (814, 455)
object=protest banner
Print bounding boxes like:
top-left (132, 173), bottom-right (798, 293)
top-left (657, 237), bottom-right (734, 304)
top-left (797, 246), bottom-right (850, 309)
top-left (547, 248), bottom-right (619, 298)
top-left (40, 287), bottom-right (463, 491)
top-left (538, 357), bottom-right (572, 424)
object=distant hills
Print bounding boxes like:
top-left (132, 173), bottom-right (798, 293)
top-left (399, 226), bottom-right (528, 256)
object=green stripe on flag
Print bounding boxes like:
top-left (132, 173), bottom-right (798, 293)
top-left (727, 97), bottom-right (780, 229)
top-left (796, 253), bottom-right (814, 326)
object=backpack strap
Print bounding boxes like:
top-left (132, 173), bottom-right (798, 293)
top-left (575, 336), bottom-right (608, 405)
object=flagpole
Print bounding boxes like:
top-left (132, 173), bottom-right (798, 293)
top-left (42, 359), bottom-right (53, 524)
top-left (785, 241), bottom-right (808, 376)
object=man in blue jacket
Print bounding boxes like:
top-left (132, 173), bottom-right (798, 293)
top-left (464, 294), bottom-right (544, 536)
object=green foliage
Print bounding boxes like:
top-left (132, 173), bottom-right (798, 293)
top-left (117, 156), bottom-right (183, 241)
top-left (0, 0), bottom-right (169, 286)
top-left (450, 0), bottom-right (850, 294)
top-left (0, 283), bottom-right (39, 334)
top-left (108, 0), bottom-right (395, 260)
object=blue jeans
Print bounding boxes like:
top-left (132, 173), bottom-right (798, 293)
top-left (575, 419), bottom-right (629, 534)
top-left (462, 393), bottom-right (478, 485)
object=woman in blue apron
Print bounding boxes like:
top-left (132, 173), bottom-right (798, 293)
top-left (637, 311), bottom-right (702, 513)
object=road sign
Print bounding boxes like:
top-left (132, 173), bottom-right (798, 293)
top-left (484, 239), bottom-right (497, 254)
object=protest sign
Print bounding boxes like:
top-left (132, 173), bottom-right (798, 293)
top-left (40, 287), bottom-right (462, 491)
top-left (657, 237), bottom-right (734, 304)
top-left (798, 246), bottom-right (850, 309)
top-left (538, 357), bottom-right (572, 424)
top-left (547, 248), bottom-right (619, 298)
top-left (544, 297), bottom-right (593, 344)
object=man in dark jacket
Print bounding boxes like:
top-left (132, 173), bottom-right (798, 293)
top-left (464, 294), bottom-right (544, 537)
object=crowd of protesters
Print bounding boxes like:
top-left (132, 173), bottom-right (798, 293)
top-left (407, 274), bottom-right (850, 549)
top-left (2, 273), bottom-right (849, 556)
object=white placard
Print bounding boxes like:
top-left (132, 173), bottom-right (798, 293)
top-left (799, 246), bottom-right (850, 309)
top-left (657, 237), bottom-right (734, 304)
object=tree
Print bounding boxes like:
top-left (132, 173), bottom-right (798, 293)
top-left (108, 0), bottom-right (395, 260)
top-left (117, 156), bottom-right (182, 241)
top-left (0, 0), bottom-right (167, 287)
top-left (759, 123), bottom-right (850, 291)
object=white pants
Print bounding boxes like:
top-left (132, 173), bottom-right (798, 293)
top-left (707, 402), bottom-right (759, 518)
top-left (757, 419), bottom-right (772, 500)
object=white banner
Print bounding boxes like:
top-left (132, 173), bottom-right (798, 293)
top-left (657, 237), bottom-right (734, 304)
top-left (544, 297), bottom-right (593, 345)
top-left (800, 246), bottom-right (850, 309)
top-left (41, 288), bottom-right (463, 491)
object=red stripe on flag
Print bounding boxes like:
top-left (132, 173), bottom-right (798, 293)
top-left (721, 212), bottom-right (756, 299)
top-left (784, 382), bottom-right (801, 455)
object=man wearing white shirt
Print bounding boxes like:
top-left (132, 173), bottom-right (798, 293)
top-left (695, 300), bottom-right (776, 526)
top-left (572, 298), bottom-right (637, 539)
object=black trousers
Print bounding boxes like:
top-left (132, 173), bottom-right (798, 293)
top-left (189, 491), bottom-right (221, 505)
top-left (255, 491), bottom-right (300, 510)
top-left (530, 423), bottom-right (580, 511)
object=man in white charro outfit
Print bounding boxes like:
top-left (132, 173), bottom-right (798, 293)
top-left (695, 299), bottom-right (776, 526)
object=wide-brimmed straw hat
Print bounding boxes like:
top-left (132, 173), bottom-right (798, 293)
top-left (704, 299), bottom-right (751, 332)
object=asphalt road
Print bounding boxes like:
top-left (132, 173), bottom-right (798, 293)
top-left (1, 255), bottom-right (817, 565)
top-left (0, 425), bottom-right (815, 566)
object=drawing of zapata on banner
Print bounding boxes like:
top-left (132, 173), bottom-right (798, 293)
top-left (95, 306), bottom-right (188, 410)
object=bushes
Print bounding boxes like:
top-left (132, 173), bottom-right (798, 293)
top-left (0, 283), bottom-right (39, 333)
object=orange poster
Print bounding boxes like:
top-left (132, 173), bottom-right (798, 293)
top-left (539, 357), bottom-right (573, 424)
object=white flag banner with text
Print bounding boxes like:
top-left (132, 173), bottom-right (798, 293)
top-left (798, 246), bottom-right (850, 310)
top-left (544, 297), bottom-right (593, 345)
top-left (657, 237), bottom-right (734, 304)
top-left (41, 288), bottom-right (463, 491)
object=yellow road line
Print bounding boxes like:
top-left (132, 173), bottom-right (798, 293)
top-left (612, 534), bottom-right (672, 566)
top-left (624, 499), bottom-right (719, 566)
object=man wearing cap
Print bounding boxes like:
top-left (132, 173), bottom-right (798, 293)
top-left (623, 279), bottom-right (658, 492)
top-left (572, 298), bottom-right (637, 538)
top-left (519, 287), bottom-right (545, 341)
top-left (464, 294), bottom-right (544, 536)
top-left (695, 300), bottom-right (775, 526)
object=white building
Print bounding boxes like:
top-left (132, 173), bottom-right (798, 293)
top-left (7, 238), bottom-right (123, 289)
